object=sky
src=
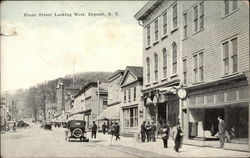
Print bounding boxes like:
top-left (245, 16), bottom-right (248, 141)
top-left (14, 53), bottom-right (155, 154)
top-left (1, 1), bottom-right (147, 92)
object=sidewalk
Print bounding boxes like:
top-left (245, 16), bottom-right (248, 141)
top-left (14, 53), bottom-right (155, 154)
top-left (87, 132), bottom-right (249, 157)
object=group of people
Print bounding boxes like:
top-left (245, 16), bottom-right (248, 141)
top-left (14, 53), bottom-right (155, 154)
top-left (140, 121), bottom-right (183, 152)
top-left (91, 121), bottom-right (120, 141)
top-left (140, 121), bottom-right (157, 142)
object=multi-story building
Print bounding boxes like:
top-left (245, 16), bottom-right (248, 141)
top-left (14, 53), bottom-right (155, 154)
top-left (97, 70), bottom-right (124, 128)
top-left (119, 66), bottom-right (144, 136)
top-left (135, 0), bottom-right (249, 151)
top-left (70, 81), bottom-right (109, 129)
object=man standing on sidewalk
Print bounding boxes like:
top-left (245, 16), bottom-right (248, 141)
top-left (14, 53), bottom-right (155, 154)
top-left (217, 116), bottom-right (225, 148)
top-left (102, 122), bottom-right (107, 134)
top-left (151, 121), bottom-right (156, 142)
top-left (173, 123), bottom-right (183, 152)
top-left (140, 121), bottom-right (146, 142)
top-left (91, 121), bottom-right (97, 139)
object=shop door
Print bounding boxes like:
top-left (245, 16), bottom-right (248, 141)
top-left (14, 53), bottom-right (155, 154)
top-left (158, 103), bottom-right (166, 125)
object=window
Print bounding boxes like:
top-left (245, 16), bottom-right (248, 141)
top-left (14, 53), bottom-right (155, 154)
top-left (133, 87), bottom-right (136, 101)
top-left (232, 0), bottom-right (238, 11)
top-left (223, 37), bottom-right (238, 75)
top-left (199, 52), bottom-right (204, 81)
top-left (154, 53), bottom-right (158, 81)
top-left (183, 13), bottom-right (187, 38)
top-left (163, 12), bottom-right (168, 35)
top-left (194, 6), bottom-right (198, 32)
top-left (224, 0), bottom-right (230, 15)
top-left (193, 52), bottom-right (204, 83)
top-left (147, 25), bottom-right (151, 46)
top-left (172, 43), bottom-right (177, 74)
top-left (231, 38), bottom-right (238, 73)
top-left (128, 88), bottom-right (131, 102)
top-left (194, 1), bottom-right (204, 33)
top-left (154, 19), bottom-right (158, 41)
top-left (123, 107), bottom-right (138, 127)
top-left (103, 99), bottom-right (107, 106)
top-left (193, 55), bottom-right (198, 82)
top-left (163, 49), bottom-right (167, 78)
top-left (146, 57), bottom-right (150, 83)
top-left (223, 41), bottom-right (229, 75)
top-left (172, 4), bottom-right (178, 28)
top-left (200, 1), bottom-right (204, 29)
top-left (183, 59), bottom-right (187, 84)
top-left (124, 90), bottom-right (126, 103)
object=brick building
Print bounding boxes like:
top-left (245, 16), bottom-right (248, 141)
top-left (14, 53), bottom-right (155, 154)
top-left (135, 0), bottom-right (249, 151)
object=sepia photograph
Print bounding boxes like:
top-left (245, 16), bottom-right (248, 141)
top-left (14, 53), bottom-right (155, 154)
top-left (1, 0), bottom-right (249, 157)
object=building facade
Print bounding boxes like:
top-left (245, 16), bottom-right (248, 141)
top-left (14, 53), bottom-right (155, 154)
top-left (97, 70), bottom-right (124, 128)
top-left (119, 66), bottom-right (144, 136)
top-left (135, 0), bottom-right (249, 151)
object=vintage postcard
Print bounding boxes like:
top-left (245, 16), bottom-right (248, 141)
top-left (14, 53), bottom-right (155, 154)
top-left (1, 1), bottom-right (249, 157)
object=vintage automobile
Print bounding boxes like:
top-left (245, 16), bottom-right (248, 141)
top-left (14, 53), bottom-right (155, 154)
top-left (65, 120), bottom-right (89, 142)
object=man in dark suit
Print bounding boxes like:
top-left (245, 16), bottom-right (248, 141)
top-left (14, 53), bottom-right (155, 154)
top-left (217, 116), bottom-right (225, 148)
top-left (140, 121), bottom-right (146, 142)
top-left (91, 121), bottom-right (97, 139)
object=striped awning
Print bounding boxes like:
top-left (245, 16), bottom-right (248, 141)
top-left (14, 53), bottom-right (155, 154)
top-left (97, 105), bottom-right (120, 120)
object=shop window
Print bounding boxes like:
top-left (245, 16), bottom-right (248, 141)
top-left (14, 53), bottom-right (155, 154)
top-left (123, 107), bottom-right (138, 127)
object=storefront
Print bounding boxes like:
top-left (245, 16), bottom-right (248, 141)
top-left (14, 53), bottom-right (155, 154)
top-left (182, 76), bottom-right (249, 151)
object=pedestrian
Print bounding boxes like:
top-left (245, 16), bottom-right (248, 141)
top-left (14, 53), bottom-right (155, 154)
top-left (140, 121), bottom-right (146, 142)
top-left (172, 123), bottom-right (183, 152)
top-left (161, 122), bottom-right (170, 148)
top-left (102, 122), bottom-right (107, 134)
top-left (91, 121), bottom-right (97, 139)
top-left (146, 122), bottom-right (152, 142)
top-left (217, 116), bottom-right (226, 149)
top-left (113, 122), bottom-right (120, 140)
top-left (151, 121), bottom-right (156, 142)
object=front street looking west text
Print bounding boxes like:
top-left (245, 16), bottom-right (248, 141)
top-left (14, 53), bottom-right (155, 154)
top-left (1, 124), bottom-right (249, 158)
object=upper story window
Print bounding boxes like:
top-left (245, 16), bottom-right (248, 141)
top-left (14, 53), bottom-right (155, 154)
top-left (154, 53), bottom-right (159, 81)
top-left (103, 99), bottom-right (107, 106)
top-left (183, 58), bottom-right (187, 84)
top-left (172, 4), bottom-right (178, 29)
top-left (223, 37), bottom-right (238, 75)
top-left (147, 25), bottom-right (151, 46)
top-left (146, 57), bottom-right (150, 83)
top-left (154, 19), bottom-right (159, 41)
top-left (128, 88), bottom-right (131, 102)
top-left (172, 43), bottom-right (177, 74)
top-left (224, 0), bottom-right (238, 16)
top-left (193, 52), bottom-right (204, 83)
top-left (183, 13), bottom-right (188, 38)
top-left (163, 12), bottom-right (168, 35)
top-left (194, 1), bottom-right (204, 33)
top-left (124, 90), bottom-right (126, 103)
top-left (133, 86), bottom-right (136, 101)
top-left (163, 48), bottom-right (167, 78)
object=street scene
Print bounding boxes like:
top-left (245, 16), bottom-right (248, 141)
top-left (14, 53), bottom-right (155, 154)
top-left (1, 0), bottom-right (250, 158)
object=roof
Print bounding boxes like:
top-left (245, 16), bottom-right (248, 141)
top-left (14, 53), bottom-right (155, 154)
top-left (134, 0), bottom-right (163, 21)
top-left (127, 66), bottom-right (143, 80)
top-left (107, 70), bottom-right (125, 82)
top-left (119, 66), bottom-right (143, 86)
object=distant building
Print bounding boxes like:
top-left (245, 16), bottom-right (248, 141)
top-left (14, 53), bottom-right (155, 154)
top-left (70, 81), bottom-right (109, 129)
top-left (135, 0), bottom-right (249, 151)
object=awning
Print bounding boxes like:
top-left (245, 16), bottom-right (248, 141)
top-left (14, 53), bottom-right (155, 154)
top-left (69, 109), bottom-right (91, 117)
top-left (68, 113), bottom-right (84, 121)
top-left (58, 114), bottom-right (67, 122)
top-left (97, 105), bottom-right (120, 120)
